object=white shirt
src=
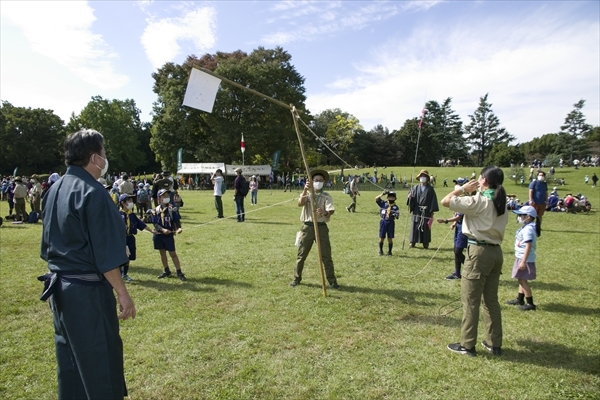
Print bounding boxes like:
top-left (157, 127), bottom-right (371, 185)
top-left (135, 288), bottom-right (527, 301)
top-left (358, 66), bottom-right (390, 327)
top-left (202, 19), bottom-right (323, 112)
top-left (213, 175), bottom-right (223, 196)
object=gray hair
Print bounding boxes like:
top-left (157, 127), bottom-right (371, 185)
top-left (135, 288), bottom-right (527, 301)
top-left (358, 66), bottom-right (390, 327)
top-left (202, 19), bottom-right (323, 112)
top-left (64, 129), bottom-right (104, 167)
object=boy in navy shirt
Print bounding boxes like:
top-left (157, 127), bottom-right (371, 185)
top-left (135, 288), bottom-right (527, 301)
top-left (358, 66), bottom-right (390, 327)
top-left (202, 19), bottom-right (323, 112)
top-left (152, 189), bottom-right (186, 281)
top-left (375, 191), bottom-right (399, 256)
top-left (119, 194), bottom-right (155, 282)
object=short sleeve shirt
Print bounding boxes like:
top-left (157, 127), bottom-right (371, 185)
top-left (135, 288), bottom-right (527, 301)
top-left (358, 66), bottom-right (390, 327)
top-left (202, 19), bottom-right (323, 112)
top-left (300, 191), bottom-right (334, 223)
top-left (529, 180), bottom-right (548, 204)
top-left (515, 222), bottom-right (537, 262)
top-left (40, 165), bottom-right (128, 274)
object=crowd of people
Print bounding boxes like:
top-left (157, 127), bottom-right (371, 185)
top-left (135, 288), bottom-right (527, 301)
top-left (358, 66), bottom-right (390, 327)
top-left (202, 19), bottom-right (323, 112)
top-left (3, 126), bottom-right (597, 398)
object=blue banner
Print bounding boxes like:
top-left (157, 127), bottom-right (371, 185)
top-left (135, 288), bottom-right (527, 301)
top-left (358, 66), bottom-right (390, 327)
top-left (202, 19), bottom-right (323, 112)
top-left (272, 150), bottom-right (281, 170)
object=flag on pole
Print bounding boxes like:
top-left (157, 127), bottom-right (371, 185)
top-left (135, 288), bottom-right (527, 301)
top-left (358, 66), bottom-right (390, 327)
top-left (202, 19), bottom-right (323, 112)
top-left (177, 148), bottom-right (183, 172)
top-left (241, 133), bottom-right (245, 153)
top-left (418, 108), bottom-right (425, 129)
top-left (182, 68), bottom-right (221, 113)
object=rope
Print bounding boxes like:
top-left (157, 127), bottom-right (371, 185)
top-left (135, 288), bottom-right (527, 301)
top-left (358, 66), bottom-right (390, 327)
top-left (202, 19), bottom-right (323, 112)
top-left (399, 227), bottom-right (452, 278)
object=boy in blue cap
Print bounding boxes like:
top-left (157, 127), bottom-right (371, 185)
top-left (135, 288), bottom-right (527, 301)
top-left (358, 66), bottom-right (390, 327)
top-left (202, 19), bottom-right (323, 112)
top-left (119, 194), bottom-right (155, 282)
top-left (506, 205), bottom-right (538, 311)
top-left (152, 189), bottom-right (186, 281)
top-left (375, 190), bottom-right (399, 256)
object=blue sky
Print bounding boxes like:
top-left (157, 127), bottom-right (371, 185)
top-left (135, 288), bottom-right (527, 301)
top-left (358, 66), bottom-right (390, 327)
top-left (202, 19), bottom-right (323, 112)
top-left (1, 1), bottom-right (598, 144)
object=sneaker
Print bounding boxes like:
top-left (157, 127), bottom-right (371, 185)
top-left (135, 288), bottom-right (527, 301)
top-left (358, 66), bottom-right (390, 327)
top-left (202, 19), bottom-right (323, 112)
top-left (445, 273), bottom-right (461, 280)
top-left (177, 272), bottom-right (187, 281)
top-left (346, 207), bottom-right (350, 213)
top-left (122, 275), bottom-right (133, 282)
top-left (157, 270), bottom-right (171, 279)
top-left (505, 298), bottom-right (524, 306)
top-left (290, 279), bottom-right (300, 287)
top-left (447, 342), bottom-right (476, 357)
top-left (519, 303), bottom-right (536, 311)
top-left (330, 282), bottom-right (340, 289)
top-left (386, 253), bottom-right (392, 256)
top-left (379, 251), bottom-right (384, 256)
top-left (481, 341), bottom-right (502, 356)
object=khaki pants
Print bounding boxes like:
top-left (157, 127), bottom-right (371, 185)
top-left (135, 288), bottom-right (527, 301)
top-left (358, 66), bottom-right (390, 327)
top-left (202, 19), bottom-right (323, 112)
top-left (460, 244), bottom-right (503, 349)
top-left (294, 224), bottom-right (337, 284)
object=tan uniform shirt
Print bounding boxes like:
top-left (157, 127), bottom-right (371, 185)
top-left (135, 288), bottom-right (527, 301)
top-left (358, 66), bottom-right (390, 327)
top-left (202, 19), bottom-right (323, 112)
top-left (13, 183), bottom-right (27, 199)
top-left (300, 191), bottom-right (334, 223)
top-left (119, 180), bottom-right (134, 195)
top-left (449, 192), bottom-right (508, 245)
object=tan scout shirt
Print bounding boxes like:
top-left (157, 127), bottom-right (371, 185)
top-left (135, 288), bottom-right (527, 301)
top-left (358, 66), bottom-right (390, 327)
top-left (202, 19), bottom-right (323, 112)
top-left (449, 192), bottom-right (508, 245)
top-left (300, 191), bottom-right (334, 223)
top-left (119, 180), bottom-right (134, 195)
top-left (13, 183), bottom-right (28, 199)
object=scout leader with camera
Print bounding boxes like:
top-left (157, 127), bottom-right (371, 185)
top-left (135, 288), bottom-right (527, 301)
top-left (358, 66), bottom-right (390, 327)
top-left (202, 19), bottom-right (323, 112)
top-left (441, 166), bottom-right (509, 357)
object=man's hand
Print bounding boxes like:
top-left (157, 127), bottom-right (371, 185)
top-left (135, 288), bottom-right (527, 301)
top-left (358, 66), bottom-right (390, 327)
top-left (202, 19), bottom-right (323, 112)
top-left (117, 291), bottom-right (136, 320)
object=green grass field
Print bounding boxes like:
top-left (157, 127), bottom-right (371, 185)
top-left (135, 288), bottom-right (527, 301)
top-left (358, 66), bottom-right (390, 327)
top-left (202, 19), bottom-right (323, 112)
top-left (1, 166), bottom-right (599, 399)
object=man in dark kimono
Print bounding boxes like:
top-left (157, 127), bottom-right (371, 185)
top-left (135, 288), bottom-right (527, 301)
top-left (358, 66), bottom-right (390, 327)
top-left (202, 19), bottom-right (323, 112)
top-left (40, 129), bottom-right (136, 399)
top-left (407, 169), bottom-right (439, 249)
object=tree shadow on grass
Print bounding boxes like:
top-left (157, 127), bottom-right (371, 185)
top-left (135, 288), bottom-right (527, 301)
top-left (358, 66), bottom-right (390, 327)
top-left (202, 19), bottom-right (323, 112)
top-left (509, 339), bottom-right (600, 375)
top-left (498, 280), bottom-right (571, 291)
top-left (398, 311), bottom-right (462, 328)
top-left (543, 229), bottom-right (595, 234)
top-left (128, 267), bottom-right (252, 292)
top-left (246, 220), bottom-right (292, 225)
top-left (540, 302), bottom-right (599, 316)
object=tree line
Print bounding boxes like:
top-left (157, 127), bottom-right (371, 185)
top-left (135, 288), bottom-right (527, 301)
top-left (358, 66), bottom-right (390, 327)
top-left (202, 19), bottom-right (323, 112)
top-left (1, 46), bottom-right (598, 176)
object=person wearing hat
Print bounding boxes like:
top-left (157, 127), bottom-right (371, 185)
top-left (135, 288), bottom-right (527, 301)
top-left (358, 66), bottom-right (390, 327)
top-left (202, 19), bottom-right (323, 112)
top-left (12, 176), bottom-right (28, 221)
top-left (441, 166), bottom-right (508, 357)
top-left (345, 175), bottom-right (360, 212)
top-left (528, 170), bottom-right (548, 237)
top-left (291, 169), bottom-right (339, 289)
top-left (28, 174), bottom-right (43, 214)
top-left (40, 129), bottom-right (135, 398)
top-left (233, 167), bottom-right (247, 222)
top-left (375, 190), bottom-right (400, 256)
top-left (152, 188), bottom-right (186, 281)
top-left (506, 206), bottom-right (538, 311)
top-left (406, 170), bottom-right (439, 249)
top-left (118, 194), bottom-right (155, 282)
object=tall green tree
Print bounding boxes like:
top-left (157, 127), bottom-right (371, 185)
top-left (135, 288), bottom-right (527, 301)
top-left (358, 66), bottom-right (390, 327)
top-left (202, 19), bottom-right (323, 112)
top-left (311, 108), bottom-right (362, 165)
top-left (465, 93), bottom-right (515, 166)
top-left (150, 47), bottom-right (308, 172)
top-left (67, 96), bottom-right (147, 174)
top-left (351, 124), bottom-right (401, 166)
top-left (391, 118), bottom-right (440, 166)
top-left (0, 101), bottom-right (64, 175)
top-left (422, 98), bottom-right (468, 162)
top-left (559, 99), bottom-right (593, 161)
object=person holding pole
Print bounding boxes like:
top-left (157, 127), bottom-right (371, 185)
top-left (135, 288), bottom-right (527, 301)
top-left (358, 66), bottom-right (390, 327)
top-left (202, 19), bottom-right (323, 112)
top-left (290, 169), bottom-right (339, 289)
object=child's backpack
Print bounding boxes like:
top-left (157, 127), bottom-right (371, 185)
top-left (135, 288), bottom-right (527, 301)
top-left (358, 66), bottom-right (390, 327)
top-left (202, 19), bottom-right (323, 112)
top-left (138, 189), bottom-right (148, 202)
top-left (221, 180), bottom-right (226, 195)
top-left (27, 211), bottom-right (39, 223)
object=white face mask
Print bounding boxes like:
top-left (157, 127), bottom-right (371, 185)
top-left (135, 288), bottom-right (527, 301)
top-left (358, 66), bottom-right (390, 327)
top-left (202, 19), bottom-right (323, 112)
top-left (419, 177), bottom-right (427, 183)
top-left (313, 181), bottom-right (324, 190)
top-left (537, 176), bottom-right (545, 182)
top-left (161, 197), bottom-right (170, 204)
top-left (126, 202), bottom-right (134, 210)
top-left (94, 154), bottom-right (109, 176)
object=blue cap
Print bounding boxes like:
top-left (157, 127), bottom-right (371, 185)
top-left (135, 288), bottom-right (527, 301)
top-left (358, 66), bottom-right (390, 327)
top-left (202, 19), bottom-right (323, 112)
top-left (157, 188), bottom-right (171, 197)
top-left (512, 205), bottom-right (537, 218)
top-left (118, 194), bottom-right (134, 203)
top-left (453, 177), bottom-right (467, 185)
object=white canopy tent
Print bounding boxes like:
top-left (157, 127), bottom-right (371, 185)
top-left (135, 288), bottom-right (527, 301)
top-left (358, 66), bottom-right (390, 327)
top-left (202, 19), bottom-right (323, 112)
top-left (177, 163), bottom-right (271, 176)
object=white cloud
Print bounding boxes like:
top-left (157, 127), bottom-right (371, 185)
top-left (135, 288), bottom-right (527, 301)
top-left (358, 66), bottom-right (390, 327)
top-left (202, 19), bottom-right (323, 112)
top-left (1, 1), bottom-right (129, 90)
top-left (262, 1), bottom-right (404, 45)
top-left (306, 10), bottom-right (600, 143)
top-left (141, 7), bottom-right (217, 69)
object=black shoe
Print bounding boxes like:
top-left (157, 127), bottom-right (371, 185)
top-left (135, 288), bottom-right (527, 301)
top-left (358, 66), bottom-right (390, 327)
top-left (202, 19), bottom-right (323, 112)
top-left (519, 303), bottom-right (536, 311)
top-left (482, 341), bottom-right (502, 356)
top-left (386, 253), bottom-right (392, 256)
top-left (177, 272), bottom-right (187, 281)
top-left (379, 251), bottom-right (384, 256)
top-left (157, 269), bottom-right (171, 279)
top-left (409, 243), bottom-right (415, 248)
top-left (330, 282), bottom-right (340, 289)
top-left (447, 342), bottom-right (476, 357)
top-left (505, 298), bottom-right (524, 306)
top-left (290, 279), bottom-right (300, 287)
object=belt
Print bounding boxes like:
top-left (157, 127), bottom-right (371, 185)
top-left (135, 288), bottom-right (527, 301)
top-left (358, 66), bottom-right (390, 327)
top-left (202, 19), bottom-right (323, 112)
top-left (304, 222), bottom-right (326, 227)
top-left (468, 239), bottom-right (500, 247)
top-left (37, 272), bottom-right (105, 301)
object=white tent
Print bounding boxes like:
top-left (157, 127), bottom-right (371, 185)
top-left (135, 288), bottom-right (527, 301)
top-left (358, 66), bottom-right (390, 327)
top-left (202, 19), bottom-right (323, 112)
top-left (177, 163), bottom-right (272, 176)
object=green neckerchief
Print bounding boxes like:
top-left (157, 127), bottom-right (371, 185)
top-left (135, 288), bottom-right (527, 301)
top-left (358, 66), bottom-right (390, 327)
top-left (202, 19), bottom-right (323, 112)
top-left (481, 189), bottom-right (495, 200)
